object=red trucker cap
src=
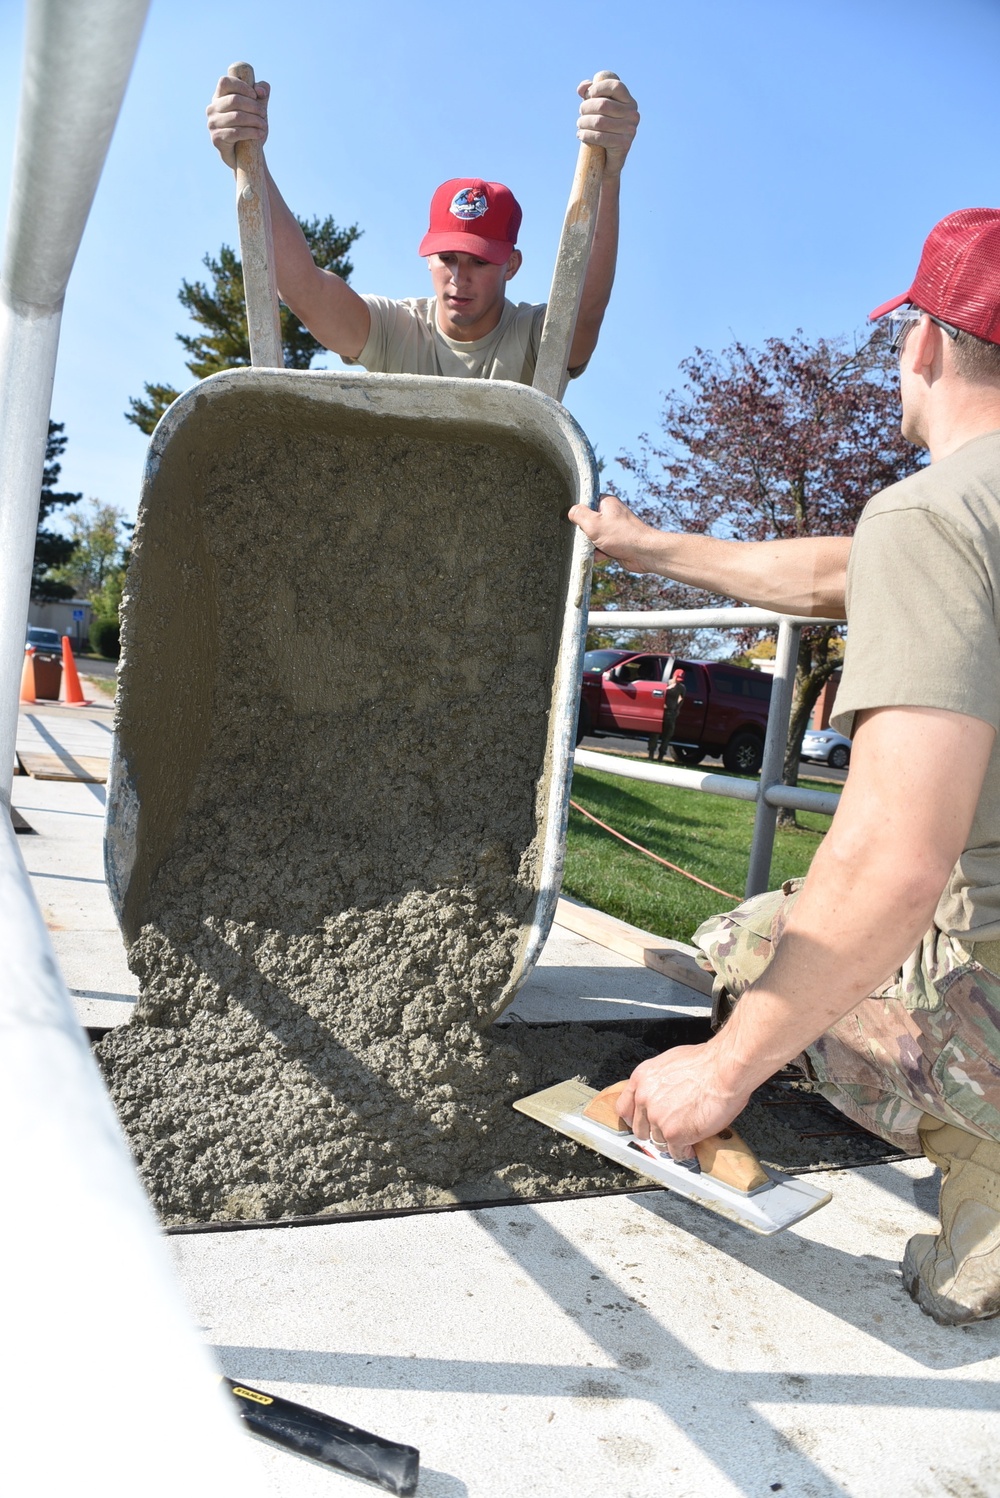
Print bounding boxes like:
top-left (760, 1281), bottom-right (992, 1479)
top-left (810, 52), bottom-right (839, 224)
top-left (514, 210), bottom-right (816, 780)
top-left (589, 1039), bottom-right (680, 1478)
top-left (418, 178), bottom-right (522, 265)
top-left (869, 208), bottom-right (1000, 344)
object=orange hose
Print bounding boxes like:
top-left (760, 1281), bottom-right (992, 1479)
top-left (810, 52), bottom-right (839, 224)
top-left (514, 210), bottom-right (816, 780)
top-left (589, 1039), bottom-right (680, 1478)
top-left (569, 799), bottom-right (740, 902)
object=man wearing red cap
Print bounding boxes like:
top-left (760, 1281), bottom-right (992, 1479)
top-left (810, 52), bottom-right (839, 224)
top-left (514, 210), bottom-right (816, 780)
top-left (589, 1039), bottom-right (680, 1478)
top-left (569, 208), bottom-right (1000, 1326)
top-left (206, 73), bottom-right (638, 383)
top-left (647, 667), bottom-right (686, 762)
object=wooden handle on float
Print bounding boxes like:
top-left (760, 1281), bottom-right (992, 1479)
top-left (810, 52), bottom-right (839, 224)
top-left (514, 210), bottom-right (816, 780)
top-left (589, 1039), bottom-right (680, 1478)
top-left (582, 1081), bottom-right (770, 1194)
top-left (229, 61), bottom-right (284, 368)
top-left (532, 69), bottom-right (619, 402)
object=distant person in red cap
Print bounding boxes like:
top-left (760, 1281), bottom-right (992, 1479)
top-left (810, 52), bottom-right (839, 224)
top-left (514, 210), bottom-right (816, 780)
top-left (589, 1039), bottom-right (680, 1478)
top-left (206, 73), bottom-right (638, 383)
top-left (570, 208), bottom-right (1000, 1327)
top-left (647, 667), bottom-right (686, 761)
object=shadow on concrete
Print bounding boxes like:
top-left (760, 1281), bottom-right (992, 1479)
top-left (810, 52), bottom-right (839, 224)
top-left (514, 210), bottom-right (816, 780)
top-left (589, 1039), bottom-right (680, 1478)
top-left (73, 987), bottom-right (136, 1006)
top-left (630, 1189), bottom-right (993, 1371)
top-left (12, 801), bottom-right (105, 818)
top-left (415, 1471), bottom-right (469, 1497)
top-left (213, 1187), bottom-right (996, 1498)
top-left (851, 1158), bottom-right (942, 1218)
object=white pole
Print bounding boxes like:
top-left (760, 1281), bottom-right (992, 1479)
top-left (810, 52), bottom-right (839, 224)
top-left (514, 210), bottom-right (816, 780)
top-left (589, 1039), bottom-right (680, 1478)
top-left (575, 747), bottom-right (760, 801)
top-left (0, 0), bottom-right (148, 804)
top-left (0, 818), bottom-right (265, 1492)
top-left (0, 4), bottom-right (266, 1489)
top-left (587, 607), bottom-right (841, 630)
top-left (745, 619), bottom-right (802, 896)
top-left (0, 302), bottom-right (60, 797)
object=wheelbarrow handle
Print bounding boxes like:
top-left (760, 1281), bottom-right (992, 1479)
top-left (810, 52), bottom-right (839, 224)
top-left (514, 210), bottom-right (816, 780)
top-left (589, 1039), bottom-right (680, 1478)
top-left (533, 70), bottom-right (619, 403)
top-left (229, 60), bottom-right (284, 368)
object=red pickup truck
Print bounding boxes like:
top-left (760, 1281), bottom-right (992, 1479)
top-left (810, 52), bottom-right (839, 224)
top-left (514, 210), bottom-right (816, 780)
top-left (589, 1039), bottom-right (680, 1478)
top-left (578, 649), bottom-right (773, 774)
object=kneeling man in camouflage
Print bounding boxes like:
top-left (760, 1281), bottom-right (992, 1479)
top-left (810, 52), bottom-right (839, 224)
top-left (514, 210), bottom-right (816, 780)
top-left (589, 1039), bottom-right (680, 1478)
top-left (569, 209), bottom-right (1000, 1325)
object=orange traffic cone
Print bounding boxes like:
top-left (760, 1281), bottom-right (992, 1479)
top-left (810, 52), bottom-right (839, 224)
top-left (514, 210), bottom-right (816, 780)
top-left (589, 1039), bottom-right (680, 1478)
top-left (61, 635), bottom-right (92, 706)
top-left (19, 647), bottom-right (37, 703)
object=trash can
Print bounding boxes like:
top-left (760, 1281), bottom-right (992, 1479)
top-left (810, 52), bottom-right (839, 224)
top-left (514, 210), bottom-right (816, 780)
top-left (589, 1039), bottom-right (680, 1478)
top-left (28, 647), bottom-right (62, 700)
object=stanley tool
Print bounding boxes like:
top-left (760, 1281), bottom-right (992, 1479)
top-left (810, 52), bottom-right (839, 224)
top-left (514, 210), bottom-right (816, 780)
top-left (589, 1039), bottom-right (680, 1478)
top-left (224, 1378), bottom-right (419, 1494)
top-left (514, 1080), bottom-right (831, 1234)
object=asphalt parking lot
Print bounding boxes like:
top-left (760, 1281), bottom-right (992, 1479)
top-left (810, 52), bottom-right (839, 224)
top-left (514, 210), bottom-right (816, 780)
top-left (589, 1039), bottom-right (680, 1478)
top-left (579, 734), bottom-right (848, 785)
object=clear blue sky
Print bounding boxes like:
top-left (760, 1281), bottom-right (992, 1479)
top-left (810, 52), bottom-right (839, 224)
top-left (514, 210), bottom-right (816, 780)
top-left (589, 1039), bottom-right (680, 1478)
top-left (2, 0), bottom-right (999, 524)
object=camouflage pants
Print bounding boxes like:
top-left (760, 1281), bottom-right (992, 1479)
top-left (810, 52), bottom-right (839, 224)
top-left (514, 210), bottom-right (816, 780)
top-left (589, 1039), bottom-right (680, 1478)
top-left (692, 881), bottom-right (1000, 1153)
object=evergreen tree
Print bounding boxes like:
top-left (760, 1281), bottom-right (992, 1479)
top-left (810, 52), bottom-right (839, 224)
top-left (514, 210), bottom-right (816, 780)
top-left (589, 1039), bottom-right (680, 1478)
top-left (32, 422), bottom-right (82, 601)
top-left (126, 215), bottom-right (361, 435)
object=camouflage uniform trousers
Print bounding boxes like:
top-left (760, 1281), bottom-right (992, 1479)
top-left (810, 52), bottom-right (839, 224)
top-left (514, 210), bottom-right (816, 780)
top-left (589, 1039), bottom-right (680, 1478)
top-left (692, 880), bottom-right (1000, 1154)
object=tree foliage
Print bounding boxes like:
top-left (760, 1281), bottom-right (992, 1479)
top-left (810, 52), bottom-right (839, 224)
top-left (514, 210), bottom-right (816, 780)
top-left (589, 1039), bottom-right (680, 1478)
top-left (90, 615), bottom-right (121, 660)
top-left (615, 328), bottom-right (926, 814)
top-left (47, 498), bottom-right (131, 612)
top-left (621, 328), bottom-right (921, 539)
top-left (586, 450), bottom-right (723, 657)
top-left (126, 214), bottom-right (362, 435)
top-left (32, 422), bottom-right (83, 601)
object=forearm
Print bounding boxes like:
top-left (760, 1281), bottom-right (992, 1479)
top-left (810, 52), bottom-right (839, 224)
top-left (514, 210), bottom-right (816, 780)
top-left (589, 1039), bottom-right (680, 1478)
top-left (623, 841), bottom-right (953, 1148)
top-left (570, 495), bottom-right (850, 615)
top-left (710, 846), bottom-right (942, 1097)
top-left (569, 175), bottom-right (619, 369)
top-left (263, 164), bottom-right (320, 303)
top-left (632, 531), bottom-right (849, 617)
top-left (710, 708), bottom-right (994, 1095)
top-left (620, 706), bottom-right (995, 1151)
top-left (262, 164), bottom-right (369, 357)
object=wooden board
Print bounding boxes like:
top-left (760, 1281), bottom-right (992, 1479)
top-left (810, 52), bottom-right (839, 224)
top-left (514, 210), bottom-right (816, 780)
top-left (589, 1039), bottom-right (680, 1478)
top-left (554, 897), bottom-right (715, 997)
top-left (17, 751), bottom-right (109, 783)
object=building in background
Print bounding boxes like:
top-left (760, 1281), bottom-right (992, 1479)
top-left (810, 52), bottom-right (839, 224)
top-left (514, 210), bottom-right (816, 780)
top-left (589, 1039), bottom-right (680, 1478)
top-left (27, 598), bottom-right (92, 653)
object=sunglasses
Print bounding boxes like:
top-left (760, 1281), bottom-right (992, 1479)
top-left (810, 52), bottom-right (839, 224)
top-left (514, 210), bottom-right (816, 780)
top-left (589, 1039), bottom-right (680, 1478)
top-left (886, 306), bottom-right (961, 355)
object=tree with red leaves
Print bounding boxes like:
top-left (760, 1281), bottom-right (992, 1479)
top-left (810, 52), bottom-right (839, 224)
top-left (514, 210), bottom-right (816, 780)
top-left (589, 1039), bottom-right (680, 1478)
top-left (615, 327), bottom-right (925, 818)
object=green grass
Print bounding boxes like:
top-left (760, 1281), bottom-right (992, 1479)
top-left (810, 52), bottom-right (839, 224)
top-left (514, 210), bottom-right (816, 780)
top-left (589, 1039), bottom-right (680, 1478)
top-left (564, 765), bottom-right (838, 945)
top-left (74, 667), bottom-right (115, 697)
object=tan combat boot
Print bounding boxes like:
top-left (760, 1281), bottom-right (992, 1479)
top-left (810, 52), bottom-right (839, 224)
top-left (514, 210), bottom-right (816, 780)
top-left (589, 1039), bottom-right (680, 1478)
top-left (901, 1114), bottom-right (1000, 1325)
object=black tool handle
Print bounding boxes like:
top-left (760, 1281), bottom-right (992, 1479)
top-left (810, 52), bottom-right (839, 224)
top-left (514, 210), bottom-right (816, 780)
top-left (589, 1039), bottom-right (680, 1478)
top-left (224, 1377), bottom-right (420, 1494)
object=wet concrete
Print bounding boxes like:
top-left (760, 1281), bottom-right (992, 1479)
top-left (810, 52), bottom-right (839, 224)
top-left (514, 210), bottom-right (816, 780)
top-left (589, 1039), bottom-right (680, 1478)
top-left (98, 389), bottom-right (641, 1224)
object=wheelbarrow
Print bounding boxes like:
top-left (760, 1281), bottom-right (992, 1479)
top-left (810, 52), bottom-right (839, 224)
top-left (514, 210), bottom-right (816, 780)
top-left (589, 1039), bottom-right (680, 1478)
top-left (105, 65), bottom-right (611, 1019)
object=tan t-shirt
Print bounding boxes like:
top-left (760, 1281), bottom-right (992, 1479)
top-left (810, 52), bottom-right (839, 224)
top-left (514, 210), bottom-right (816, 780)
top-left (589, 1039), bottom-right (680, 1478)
top-left (343, 296), bottom-right (555, 383)
top-left (832, 430), bottom-right (1000, 938)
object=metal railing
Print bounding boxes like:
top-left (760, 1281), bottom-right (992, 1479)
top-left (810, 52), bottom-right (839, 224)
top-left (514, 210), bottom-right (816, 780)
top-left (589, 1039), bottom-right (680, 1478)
top-left (576, 608), bottom-right (843, 899)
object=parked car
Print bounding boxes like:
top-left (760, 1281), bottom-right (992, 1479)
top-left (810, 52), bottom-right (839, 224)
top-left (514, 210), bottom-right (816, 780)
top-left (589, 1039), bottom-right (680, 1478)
top-left (801, 726), bottom-right (852, 769)
top-left (25, 625), bottom-right (62, 655)
top-left (578, 650), bottom-right (773, 774)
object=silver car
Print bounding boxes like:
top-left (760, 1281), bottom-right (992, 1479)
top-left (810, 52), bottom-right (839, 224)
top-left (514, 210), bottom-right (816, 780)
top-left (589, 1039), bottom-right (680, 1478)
top-left (801, 727), bottom-right (851, 769)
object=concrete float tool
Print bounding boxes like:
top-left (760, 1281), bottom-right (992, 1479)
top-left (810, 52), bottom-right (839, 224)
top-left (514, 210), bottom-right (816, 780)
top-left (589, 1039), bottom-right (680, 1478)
top-left (104, 65), bottom-right (618, 1014)
top-left (515, 1080), bottom-right (832, 1234)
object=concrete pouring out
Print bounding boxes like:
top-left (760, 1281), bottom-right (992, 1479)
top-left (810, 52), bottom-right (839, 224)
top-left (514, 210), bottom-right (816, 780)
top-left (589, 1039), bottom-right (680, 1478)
top-left (97, 398), bottom-right (652, 1223)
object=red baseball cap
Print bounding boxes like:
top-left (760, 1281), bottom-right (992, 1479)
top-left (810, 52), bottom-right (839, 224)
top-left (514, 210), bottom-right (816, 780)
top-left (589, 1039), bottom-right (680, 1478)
top-left (418, 178), bottom-right (522, 265)
top-left (869, 208), bottom-right (1000, 344)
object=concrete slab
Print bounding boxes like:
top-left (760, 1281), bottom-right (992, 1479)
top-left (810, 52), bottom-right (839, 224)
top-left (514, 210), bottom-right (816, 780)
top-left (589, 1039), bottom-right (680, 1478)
top-left (10, 774), bottom-right (137, 1027)
top-left (503, 924), bottom-right (709, 1024)
top-left (170, 1159), bottom-right (1000, 1498)
top-left (16, 708), bottom-right (114, 761)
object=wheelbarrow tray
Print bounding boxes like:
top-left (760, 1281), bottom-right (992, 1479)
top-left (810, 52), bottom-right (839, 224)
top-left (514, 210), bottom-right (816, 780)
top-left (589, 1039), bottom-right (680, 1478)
top-left (105, 367), bottom-right (598, 1016)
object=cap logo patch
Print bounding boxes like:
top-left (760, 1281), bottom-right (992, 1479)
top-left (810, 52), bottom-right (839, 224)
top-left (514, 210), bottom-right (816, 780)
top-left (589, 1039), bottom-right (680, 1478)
top-left (449, 187), bottom-right (488, 221)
